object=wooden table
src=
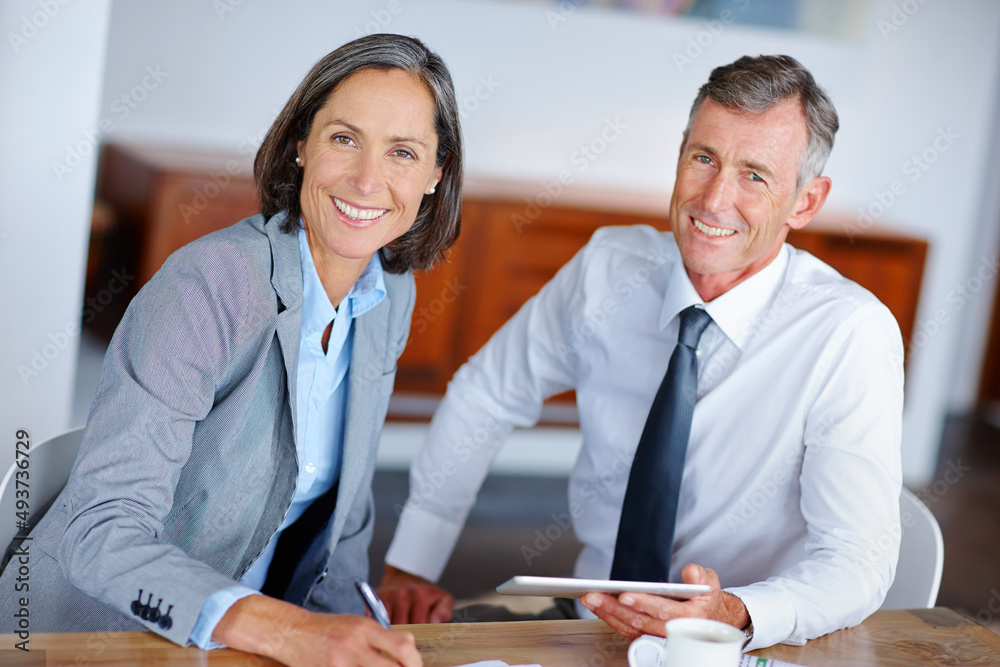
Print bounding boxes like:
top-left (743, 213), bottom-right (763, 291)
top-left (3, 608), bottom-right (998, 666)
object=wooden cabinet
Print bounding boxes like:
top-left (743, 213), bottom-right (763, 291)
top-left (97, 144), bottom-right (260, 286)
top-left (96, 143), bottom-right (928, 403)
top-left (398, 199), bottom-right (666, 393)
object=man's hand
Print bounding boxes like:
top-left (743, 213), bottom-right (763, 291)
top-left (213, 594), bottom-right (422, 666)
top-left (580, 563), bottom-right (749, 640)
top-left (377, 564), bottom-right (454, 624)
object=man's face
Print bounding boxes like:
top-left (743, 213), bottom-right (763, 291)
top-left (669, 98), bottom-right (828, 301)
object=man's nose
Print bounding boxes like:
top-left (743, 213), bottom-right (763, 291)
top-left (700, 173), bottom-right (731, 212)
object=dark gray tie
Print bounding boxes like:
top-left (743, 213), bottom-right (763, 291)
top-left (610, 305), bottom-right (713, 582)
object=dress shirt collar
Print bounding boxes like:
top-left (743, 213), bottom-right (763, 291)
top-left (297, 225), bottom-right (387, 339)
top-left (347, 252), bottom-right (388, 319)
top-left (660, 240), bottom-right (790, 349)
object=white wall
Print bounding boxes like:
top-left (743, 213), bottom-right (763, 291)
top-left (11, 0), bottom-right (998, 485)
top-left (846, 1), bottom-right (1000, 487)
top-left (0, 2), bottom-right (111, 477)
top-left (950, 41), bottom-right (1000, 412)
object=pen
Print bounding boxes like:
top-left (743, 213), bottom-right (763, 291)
top-left (355, 579), bottom-right (392, 630)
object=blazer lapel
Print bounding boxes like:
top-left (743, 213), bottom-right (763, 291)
top-left (266, 213), bottom-right (304, 450)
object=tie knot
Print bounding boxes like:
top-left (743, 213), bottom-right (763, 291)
top-left (678, 305), bottom-right (712, 349)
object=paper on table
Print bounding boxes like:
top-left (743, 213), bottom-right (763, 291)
top-left (452, 662), bottom-right (542, 667)
top-left (738, 657), bottom-right (808, 667)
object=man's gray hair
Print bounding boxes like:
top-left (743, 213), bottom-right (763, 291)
top-left (685, 55), bottom-right (839, 190)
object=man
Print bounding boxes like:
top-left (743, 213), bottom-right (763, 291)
top-left (378, 55), bottom-right (903, 650)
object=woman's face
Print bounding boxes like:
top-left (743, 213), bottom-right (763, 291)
top-left (297, 67), bottom-right (442, 273)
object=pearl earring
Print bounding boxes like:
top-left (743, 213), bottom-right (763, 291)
top-left (295, 156), bottom-right (302, 166)
top-left (428, 186), bottom-right (436, 194)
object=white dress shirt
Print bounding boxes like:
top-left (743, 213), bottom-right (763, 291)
top-left (385, 225), bottom-right (903, 650)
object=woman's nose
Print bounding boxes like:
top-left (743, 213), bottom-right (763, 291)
top-left (346, 151), bottom-right (383, 197)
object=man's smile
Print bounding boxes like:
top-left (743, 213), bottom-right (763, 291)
top-left (692, 217), bottom-right (736, 238)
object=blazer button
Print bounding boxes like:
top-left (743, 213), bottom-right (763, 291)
top-left (158, 605), bottom-right (174, 631)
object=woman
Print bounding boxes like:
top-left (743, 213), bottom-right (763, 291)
top-left (0, 34), bottom-right (462, 666)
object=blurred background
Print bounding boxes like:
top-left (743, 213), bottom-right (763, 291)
top-left (1, 0), bottom-right (999, 630)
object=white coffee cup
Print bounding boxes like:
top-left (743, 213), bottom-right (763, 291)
top-left (627, 618), bottom-right (744, 667)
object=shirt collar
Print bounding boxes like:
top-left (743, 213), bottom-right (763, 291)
top-left (660, 247), bottom-right (705, 333)
top-left (659, 242), bottom-right (790, 349)
top-left (297, 225), bottom-right (386, 336)
top-left (347, 252), bottom-right (387, 318)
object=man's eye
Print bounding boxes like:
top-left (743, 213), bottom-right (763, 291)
top-left (750, 172), bottom-right (764, 182)
top-left (697, 155), bottom-right (712, 164)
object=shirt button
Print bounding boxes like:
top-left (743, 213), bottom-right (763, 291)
top-left (305, 462), bottom-right (316, 473)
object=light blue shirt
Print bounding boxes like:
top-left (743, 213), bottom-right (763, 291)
top-left (188, 226), bottom-right (386, 649)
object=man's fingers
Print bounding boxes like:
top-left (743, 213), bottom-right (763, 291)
top-left (428, 592), bottom-right (454, 623)
top-left (382, 587), bottom-right (446, 624)
top-left (585, 600), bottom-right (643, 640)
top-left (382, 589), bottom-right (413, 625)
top-left (681, 562), bottom-right (705, 583)
top-left (583, 593), bottom-right (662, 638)
top-left (619, 592), bottom-right (683, 619)
top-left (380, 577), bottom-right (454, 624)
top-left (583, 565), bottom-right (736, 644)
top-left (404, 587), bottom-right (448, 624)
top-left (681, 562), bottom-right (721, 589)
top-left (408, 586), bottom-right (451, 624)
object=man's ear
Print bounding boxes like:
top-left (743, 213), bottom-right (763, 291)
top-left (787, 176), bottom-right (831, 231)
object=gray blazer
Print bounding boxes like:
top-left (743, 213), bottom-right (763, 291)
top-left (0, 212), bottom-right (415, 645)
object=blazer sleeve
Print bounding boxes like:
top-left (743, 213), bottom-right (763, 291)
top-left (58, 239), bottom-right (263, 645)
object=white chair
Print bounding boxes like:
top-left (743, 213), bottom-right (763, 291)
top-left (0, 427), bottom-right (85, 573)
top-left (880, 487), bottom-right (944, 609)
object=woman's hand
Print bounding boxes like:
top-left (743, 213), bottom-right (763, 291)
top-left (213, 594), bottom-right (422, 666)
top-left (377, 564), bottom-right (454, 624)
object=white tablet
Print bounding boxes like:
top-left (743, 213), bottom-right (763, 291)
top-left (496, 575), bottom-right (711, 600)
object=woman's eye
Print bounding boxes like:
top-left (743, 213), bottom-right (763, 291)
top-left (333, 135), bottom-right (353, 145)
top-left (392, 149), bottom-right (414, 159)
